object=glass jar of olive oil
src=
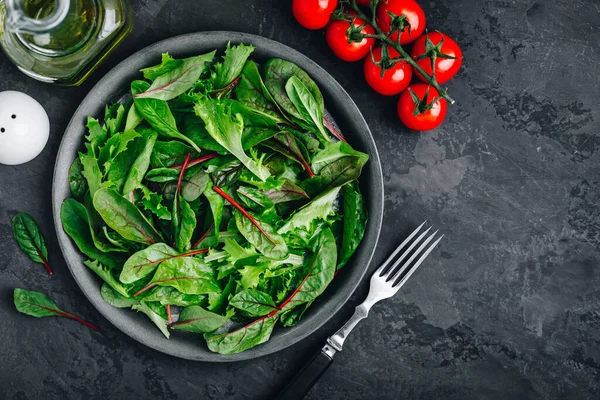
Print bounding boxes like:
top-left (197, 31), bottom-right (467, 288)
top-left (0, 0), bottom-right (131, 85)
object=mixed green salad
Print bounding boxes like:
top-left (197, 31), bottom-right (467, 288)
top-left (61, 43), bottom-right (369, 354)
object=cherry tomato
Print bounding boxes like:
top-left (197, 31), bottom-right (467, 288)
top-left (364, 46), bottom-right (412, 96)
top-left (376, 0), bottom-right (426, 45)
top-left (410, 32), bottom-right (462, 84)
top-left (326, 13), bottom-right (376, 61)
top-left (397, 83), bottom-right (447, 130)
top-left (292, 0), bottom-right (338, 30)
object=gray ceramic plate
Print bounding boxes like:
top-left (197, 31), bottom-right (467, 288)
top-left (52, 31), bottom-right (383, 362)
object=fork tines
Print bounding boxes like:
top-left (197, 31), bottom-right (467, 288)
top-left (377, 221), bottom-right (443, 288)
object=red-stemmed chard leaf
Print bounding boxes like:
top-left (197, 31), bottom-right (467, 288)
top-left (14, 288), bottom-right (98, 331)
top-left (172, 153), bottom-right (197, 252)
top-left (193, 221), bottom-right (215, 249)
top-left (262, 132), bottom-right (314, 177)
top-left (323, 116), bottom-right (347, 143)
top-left (12, 213), bottom-right (52, 275)
top-left (120, 243), bottom-right (209, 284)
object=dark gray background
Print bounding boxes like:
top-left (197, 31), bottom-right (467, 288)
top-left (1, 0), bottom-right (599, 399)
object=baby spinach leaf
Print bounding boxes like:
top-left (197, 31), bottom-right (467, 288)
top-left (132, 81), bottom-right (201, 153)
top-left (171, 306), bottom-right (229, 333)
top-left (230, 289), bottom-right (278, 317)
top-left (93, 188), bottom-right (163, 245)
top-left (195, 97), bottom-right (270, 181)
top-left (262, 58), bottom-right (324, 122)
top-left (68, 157), bottom-right (87, 200)
top-left (235, 209), bottom-right (289, 260)
top-left (132, 302), bottom-right (170, 338)
top-left (101, 283), bottom-right (139, 308)
top-left (124, 102), bottom-right (143, 132)
top-left (208, 276), bottom-right (237, 314)
top-left (211, 159), bottom-right (243, 187)
top-left (84, 193), bottom-right (128, 253)
top-left (311, 141), bottom-right (369, 174)
top-left (278, 186), bottom-right (341, 234)
top-left (236, 186), bottom-right (274, 210)
top-left (263, 179), bottom-right (309, 204)
top-left (280, 302), bottom-right (311, 327)
top-left (60, 199), bottom-right (127, 268)
top-left (14, 288), bottom-right (98, 331)
top-left (179, 113), bottom-right (227, 153)
top-left (338, 182), bottom-right (367, 269)
top-left (141, 286), bottom-right (206, 307)
top-left (302, 156), bottom-right (363, 197)
top-left (122, 128), bottom-right (158, 194)
top-left (12, 213), bottom-right (52, 275)
top-left (263, 131), bottom-right (314, 176)
top-left (211, 43), bottom-right (255, 90)
top-left (144, 257), bottom-right (220, 295)
top-left (151, 140), bottom-right (198, 168)
top-left (204, 314), bottom-right (278, 355)
top-left (120, 243), bottom-right (179, 284)
top-left (235, 60), bottom-right (287, 123)
top-left (173, 195), bottom-right (196, 252)
top-left (278, 228), bottom-right (337, 312)
top-left (182, 171), bottom-right (209, 202)
top-left (204, 183), bottom-right (224, 240)
top-left (83, 260), bottom-right (129, 298)
top-left (285, 76), bottom-right (330, 142)
top-left (135, 51), bottom-right (215, 101)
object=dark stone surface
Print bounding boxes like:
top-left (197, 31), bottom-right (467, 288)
top-left (0, 0), bottom-right (599, 398)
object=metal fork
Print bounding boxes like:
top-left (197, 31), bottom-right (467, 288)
top-left (274, 222), bottom-right (443, 400)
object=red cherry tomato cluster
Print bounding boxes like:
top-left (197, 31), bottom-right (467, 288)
top-left (291, 0), bottom-right (462, 131)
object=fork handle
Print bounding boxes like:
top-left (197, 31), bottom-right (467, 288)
top-left (273, 345), bottom-right (335, 400)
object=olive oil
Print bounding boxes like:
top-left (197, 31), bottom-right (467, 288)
top-left (0, 0), bottom-right (131, 85)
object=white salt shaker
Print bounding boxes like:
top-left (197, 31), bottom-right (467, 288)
top-left (0, 91), bottom-right (50, 165)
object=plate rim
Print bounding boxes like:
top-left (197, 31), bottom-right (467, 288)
top-left (52, 31), bottom-right (384, 362)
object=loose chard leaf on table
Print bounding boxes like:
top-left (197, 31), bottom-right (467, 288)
top-left (171, 306), bottom-right (229, 333)
top-left (93, 188), bottom-right (163, 245)
top-left (14, 288), bottom-right (98, 331)
top-left (60, 199), bottom-right (128, 268)
top-left (338, 181), bottom-right (368, 269)
top-left (132, 80), bottom-right (202, 153)
top-left (12, 213), bottom-right (52, 275)
top-left (135, 51), bottom-right (216, 101)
